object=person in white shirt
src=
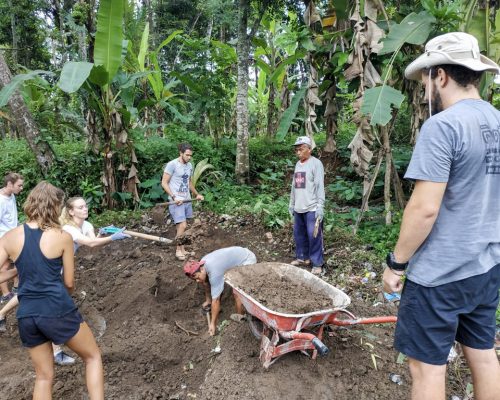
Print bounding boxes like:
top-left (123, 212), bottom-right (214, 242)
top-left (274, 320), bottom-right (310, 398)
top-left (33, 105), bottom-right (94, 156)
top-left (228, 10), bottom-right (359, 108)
top-left (0, 172), bottom-right (23, 302)
top-left (60, 197), bottom-right (129, 250)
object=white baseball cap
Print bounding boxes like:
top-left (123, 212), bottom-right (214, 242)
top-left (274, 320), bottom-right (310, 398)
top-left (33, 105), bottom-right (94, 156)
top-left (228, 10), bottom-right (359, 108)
top-left (405, 32), bottom-right (499, 80)
top-left (293, 136), bottom-right (312, 146)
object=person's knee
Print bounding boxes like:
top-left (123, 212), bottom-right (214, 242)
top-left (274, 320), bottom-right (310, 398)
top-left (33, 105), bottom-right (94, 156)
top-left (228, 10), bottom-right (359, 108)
top-left (82, 348), bottom-right (102, 365)
top-left (408, 357), bottom-right (446, 380)
top-left (35, 367), bottom-right (54, 382)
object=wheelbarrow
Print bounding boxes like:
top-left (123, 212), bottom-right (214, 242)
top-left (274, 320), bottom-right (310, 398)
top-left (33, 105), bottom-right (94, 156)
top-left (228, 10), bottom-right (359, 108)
top-left (225, 262), bottom-right (397, 369)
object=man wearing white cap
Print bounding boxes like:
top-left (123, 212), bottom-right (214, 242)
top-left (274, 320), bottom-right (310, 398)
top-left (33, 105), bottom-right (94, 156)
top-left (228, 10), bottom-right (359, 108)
top-left (289, 136), bottom-right (325, 275)
top-left (382, 32), bottom-right (500, 399)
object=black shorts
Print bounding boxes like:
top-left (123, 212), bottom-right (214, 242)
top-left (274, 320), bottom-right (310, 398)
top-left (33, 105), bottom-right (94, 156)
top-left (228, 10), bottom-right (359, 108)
top-left (395, 264), bottom-right (500, 365)
top-left (18, 309), bottom-right (84, 348)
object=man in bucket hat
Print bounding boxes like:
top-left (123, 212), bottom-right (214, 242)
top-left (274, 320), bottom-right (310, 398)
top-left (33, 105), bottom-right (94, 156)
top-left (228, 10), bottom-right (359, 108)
top-left (184, 246), bottom-right (256, 336)
top-left (289, 136), bottom-right (325, 276)
top-left (383, 32), bottom-right (500, 399)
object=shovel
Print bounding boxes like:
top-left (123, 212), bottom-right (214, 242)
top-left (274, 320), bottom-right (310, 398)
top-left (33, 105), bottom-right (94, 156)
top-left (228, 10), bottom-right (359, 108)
top-left (100, 226), bottom-right (173, 244)
top-left (313, 217), bottom-right (321, 238)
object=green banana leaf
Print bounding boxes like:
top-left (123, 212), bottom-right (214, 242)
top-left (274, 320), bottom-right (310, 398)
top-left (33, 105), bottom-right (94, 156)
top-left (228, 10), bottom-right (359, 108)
top-left (379, 11), bottom-right (436, 55)
top-left (138, 22), bottom-right (149, 72)
top-left (57, 62), bottom-right (94, 93)
top-left (0, 70), bottom-right (51, 107)
top-left (156, 30), bottom-right (183, 53)
top-left (276, 85), bottom-right (307, 140)
top-left (94, 0), bottom-right (124, 84)
top-left (361, 85), bottom-right (405, 126)
top-left (88, 65), bottom-right (109, 87)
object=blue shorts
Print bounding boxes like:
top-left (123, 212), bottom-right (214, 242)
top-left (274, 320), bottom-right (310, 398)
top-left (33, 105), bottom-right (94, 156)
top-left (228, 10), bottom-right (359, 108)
top-left (395, 264), bottom-right (500, 365)
top-left (18, 309), bottom-right (84, 348)
top-left (168, 202), bottom-right (193, 224)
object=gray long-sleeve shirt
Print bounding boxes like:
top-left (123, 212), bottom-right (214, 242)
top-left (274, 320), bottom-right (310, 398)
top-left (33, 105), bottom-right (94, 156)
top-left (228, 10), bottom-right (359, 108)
top-left (289, 156), bottom-right (325, 213)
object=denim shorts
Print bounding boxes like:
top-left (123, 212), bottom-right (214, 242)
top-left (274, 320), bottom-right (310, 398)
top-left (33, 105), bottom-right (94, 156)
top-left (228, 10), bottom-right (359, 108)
top-left (394, 264), bottom-right (500, 365)
top-left (168, 202), bottom-right (193, 224)
top-left (18, 309), bottom-right (84, 348)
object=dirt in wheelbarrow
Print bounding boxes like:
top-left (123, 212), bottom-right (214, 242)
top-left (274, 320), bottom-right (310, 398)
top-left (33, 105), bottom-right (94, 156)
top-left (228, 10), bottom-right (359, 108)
top-left (0, 210), bottom-right (475, 399)
top-left (226, 262), bottom-right (347, 314)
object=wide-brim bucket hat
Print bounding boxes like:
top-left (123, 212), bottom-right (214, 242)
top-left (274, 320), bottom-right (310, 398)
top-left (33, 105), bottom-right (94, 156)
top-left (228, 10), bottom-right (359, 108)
top-left (405, 32), bottom-right (499, 80)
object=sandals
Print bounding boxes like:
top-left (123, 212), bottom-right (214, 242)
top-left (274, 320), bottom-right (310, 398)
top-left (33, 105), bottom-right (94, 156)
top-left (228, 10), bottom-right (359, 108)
top-left (311, 267), bottom-right (323, 276)
top-left (290, 259), bottom-right (311, 267)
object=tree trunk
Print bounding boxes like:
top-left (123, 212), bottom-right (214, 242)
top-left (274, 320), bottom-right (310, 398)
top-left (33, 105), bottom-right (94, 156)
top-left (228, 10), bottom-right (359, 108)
top-left (0, 52), bottom-right (55, 175)
top-left (235, 0), bottom-right (250, 184)
top-left (266, 82), bottom-right (277, 136)
top-left (86, 0), bottom-right (97, 62)
top-left (7, 0), bottom-right (17, 65)
top-left (382, 126), bottom-right (392, 225)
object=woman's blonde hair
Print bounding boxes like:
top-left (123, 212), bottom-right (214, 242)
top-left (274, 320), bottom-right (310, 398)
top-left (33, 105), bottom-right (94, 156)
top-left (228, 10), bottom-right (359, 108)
top-left (59, 196), bottom-right (85, 227)
top-left (23, 181), bottom-right (65, 231)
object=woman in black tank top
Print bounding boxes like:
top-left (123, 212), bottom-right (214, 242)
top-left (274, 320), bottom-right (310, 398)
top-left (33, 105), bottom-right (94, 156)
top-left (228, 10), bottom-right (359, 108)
top-left (0, 182), bottom-right (104, 400)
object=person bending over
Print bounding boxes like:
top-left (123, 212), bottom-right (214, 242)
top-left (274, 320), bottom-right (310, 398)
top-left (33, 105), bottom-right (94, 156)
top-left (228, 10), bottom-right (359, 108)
top-left (184, 246), bottom-right (256, 336)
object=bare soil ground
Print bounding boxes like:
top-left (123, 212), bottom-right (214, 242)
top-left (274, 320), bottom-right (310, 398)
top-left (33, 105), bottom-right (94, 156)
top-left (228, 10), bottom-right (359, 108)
top-left (0, 210), bottom-right (476, 399)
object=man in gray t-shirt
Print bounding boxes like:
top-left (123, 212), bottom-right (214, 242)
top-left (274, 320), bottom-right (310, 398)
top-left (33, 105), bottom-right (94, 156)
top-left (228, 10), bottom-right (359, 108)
top-left (289, 136), bottom-right (325, 275)
top-left (161, 142), bottom-right (204, 261)
top-left (382, 32), bottom-right (500, 398)
top-left (183, 246), bottom-right (257, 336)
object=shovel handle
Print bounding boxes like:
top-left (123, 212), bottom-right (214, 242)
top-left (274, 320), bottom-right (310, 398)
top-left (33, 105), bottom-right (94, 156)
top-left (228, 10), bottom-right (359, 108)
top-left (123, 230), bottom-right (172, 244)
top-left (157, 199), bottom-right (199, 207)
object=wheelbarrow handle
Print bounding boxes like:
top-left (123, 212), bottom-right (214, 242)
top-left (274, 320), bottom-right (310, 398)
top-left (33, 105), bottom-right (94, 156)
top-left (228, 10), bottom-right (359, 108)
top-left (329, 309), bottom-right (397, 326)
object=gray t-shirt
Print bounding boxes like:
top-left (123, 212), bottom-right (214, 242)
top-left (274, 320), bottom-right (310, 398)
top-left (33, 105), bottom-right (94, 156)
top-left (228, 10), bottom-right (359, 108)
top-left (289, 156), bottom-right (325, 213)
top-left (405, 99), bottom-right (500, 287)
top-left (202, 246), bottom-right (257, 299)
top-left (164, 159), bottom-right (193, 200)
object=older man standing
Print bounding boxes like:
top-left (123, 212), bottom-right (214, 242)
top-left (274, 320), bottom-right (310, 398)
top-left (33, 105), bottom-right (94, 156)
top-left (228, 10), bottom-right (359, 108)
top-left (383, 32), bottom-right (500, 399)
top-left (289, 136), bottom-right (325, 276)
top-left (0, 172), bottom-right (23, 302)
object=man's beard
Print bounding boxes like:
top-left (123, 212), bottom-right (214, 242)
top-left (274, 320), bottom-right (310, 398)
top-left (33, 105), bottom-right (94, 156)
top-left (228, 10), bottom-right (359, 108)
top-left (430, 82), bottom-right (444, 115)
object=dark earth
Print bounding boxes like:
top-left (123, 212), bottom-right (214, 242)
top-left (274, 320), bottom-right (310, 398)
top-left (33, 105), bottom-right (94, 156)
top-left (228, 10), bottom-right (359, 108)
top-left (0, 208), bottom-right (478, 399)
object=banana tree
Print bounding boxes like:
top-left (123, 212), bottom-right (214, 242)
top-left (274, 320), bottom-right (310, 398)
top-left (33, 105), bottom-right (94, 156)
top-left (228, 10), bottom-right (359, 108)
top-left (461, 0), bottom-right (500, 98)
top-left (127, 23), bottom-right (184, 133)
top-left (57, 0), bottom-right (133, 208)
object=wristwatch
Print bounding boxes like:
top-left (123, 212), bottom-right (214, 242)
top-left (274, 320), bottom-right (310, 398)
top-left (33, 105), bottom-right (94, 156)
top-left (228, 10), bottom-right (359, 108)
top-left (386, 252), bottom-right (409, 271)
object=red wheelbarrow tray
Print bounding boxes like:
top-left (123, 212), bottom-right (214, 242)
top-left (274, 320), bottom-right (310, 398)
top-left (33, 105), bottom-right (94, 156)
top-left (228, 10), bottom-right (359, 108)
top-left (225, 262), bottom-right (397, 368)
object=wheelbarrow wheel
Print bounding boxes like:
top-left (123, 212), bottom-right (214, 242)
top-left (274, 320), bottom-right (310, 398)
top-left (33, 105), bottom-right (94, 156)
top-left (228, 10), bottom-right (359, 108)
top-left (248, 315), bottom-right (264, 340)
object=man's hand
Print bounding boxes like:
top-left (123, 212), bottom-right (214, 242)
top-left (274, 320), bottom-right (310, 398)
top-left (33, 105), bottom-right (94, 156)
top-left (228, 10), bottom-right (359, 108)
top-left (382, 267), bottom-right (404, 293)
top-left (315, 206), bottom-right (324, 222)
top-left (208, 322), bottom-right (216, 336)
top-left (196, 193), bottom-right (204, 201)
top-left (288, 207), bottom-right (294, 219)
top-left (174, 196), bottom-right (183, 205)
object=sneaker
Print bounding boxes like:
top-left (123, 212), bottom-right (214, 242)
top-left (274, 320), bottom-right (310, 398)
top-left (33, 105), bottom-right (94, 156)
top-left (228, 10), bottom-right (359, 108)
top-left (0, 292), bottom-right (14, 303)
top-left (54, 351), bottom-right (75, 366)
top-left (0, 318), bottom-right (6, 333)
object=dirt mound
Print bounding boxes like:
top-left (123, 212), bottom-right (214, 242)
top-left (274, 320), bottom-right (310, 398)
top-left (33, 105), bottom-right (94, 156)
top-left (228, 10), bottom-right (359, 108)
top-left (0, 210), bottom-right (468, 399)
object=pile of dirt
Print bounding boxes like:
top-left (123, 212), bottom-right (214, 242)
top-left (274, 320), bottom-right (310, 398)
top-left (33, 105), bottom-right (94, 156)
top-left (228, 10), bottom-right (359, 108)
top-left (226, 262), bottom-right (349, 314)
top-left (0, 209), bottom-right (472, 399)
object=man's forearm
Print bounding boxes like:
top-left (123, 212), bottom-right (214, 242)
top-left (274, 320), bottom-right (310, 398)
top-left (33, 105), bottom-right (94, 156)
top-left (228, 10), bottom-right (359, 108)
top-left (189, 182), bottom-right (199, 197)
top-left (394, 205), bottom-right (438, 263)
top-left (211, 298), bottom-right (221, 326)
